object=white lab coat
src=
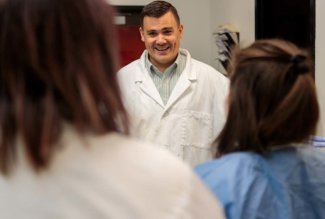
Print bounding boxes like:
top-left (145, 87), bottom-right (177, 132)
top-left (0, 128), bottom-right (225, 219)
top-left (118, 49), bottom-right (229, 166)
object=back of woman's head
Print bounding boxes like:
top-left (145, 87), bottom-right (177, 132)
top-left (0, 0), bottom-right (128, 174)
top-left (216, 39), bottom-right (319, 156)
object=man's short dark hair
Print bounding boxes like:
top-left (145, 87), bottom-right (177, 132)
top-left (140, 1), bottom-right (180, 28)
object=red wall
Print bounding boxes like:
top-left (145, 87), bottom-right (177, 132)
top-left (117, 26), bottom-right (145, 67)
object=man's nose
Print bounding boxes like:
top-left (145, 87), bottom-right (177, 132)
top-left (156, 34), bottom-right (166, 44)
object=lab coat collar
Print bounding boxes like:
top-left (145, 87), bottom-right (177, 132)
top-left (136, 49), bottom-right (197, 81)
top-left (135, 49), bottom-right (197, 109)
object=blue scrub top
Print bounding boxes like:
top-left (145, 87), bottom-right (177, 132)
top-left (195, 145), bottom-right (325, 219)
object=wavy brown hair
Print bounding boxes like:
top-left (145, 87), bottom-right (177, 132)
top-left (0, 0), bottom-right (128, 174)
top-left (215, 39), bottom-right (319, 157)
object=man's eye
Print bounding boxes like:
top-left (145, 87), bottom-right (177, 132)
top-left (163, 30), bottom-right (172, 35)
top-left (147, 32), bottom-right (157, 37)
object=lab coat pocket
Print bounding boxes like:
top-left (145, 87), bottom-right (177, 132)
top-left (180, 110), bottom-right (213, 148)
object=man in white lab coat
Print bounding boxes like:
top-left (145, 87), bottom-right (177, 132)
top-left (118, 0), bottom-right (229, 166)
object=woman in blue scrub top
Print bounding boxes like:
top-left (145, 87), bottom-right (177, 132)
top-left (195, 39), bottom-right (325, 219)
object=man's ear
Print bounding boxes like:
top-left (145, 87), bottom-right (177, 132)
top-left (139, 27), bottom-right (145, 42)
top-left (179, 24), bottom-right (184, 39)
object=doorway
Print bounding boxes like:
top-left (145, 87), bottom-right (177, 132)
top-left (255, 0), bottom-right (315, 74)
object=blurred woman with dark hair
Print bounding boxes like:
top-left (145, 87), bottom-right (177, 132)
top-left (196, 39), bottom-right (325, 219)
top-left (0, 0), bottom-right (225, 218)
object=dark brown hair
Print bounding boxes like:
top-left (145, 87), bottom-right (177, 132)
top-left (0, 0), bottom-right (129, 174)
top-left (140, 0), bottom-right (180, 28)
top-left (216, 39), bottom-right (319, 157)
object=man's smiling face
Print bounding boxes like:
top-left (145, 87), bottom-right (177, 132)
top-left (140, 11), bottom-right (183, 71)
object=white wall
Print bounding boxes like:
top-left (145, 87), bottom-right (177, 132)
top-left (109, 0), bottom-right (149, 4)
top-left (209, 0), bottom-right (255, 72)
top-left (315, 0), bottom-right (325, 135)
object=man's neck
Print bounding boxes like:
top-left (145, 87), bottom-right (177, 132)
top-left (149, 56), bottom-right (178, 73)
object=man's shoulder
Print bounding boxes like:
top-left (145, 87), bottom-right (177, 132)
top-left (190, 59), bottom-right (229, 86)
top-left (189, 57), bottom-right (225, 75)
top-left (191, 59), bottom-right (218, 73)
top-left (118, 59), bottom-right (142, 74)
top-left (117, 59), bottom-right (145, 86)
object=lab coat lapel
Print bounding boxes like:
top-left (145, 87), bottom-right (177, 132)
top-left (139, 76), bottom-right (164, 108)
top-left (165, 55), bottom-right (197, 110)
top-left (136, 58), bottom-right (165, 108)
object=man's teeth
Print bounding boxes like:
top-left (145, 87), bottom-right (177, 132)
top-left (156, 47), bottom-right (169, 51)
